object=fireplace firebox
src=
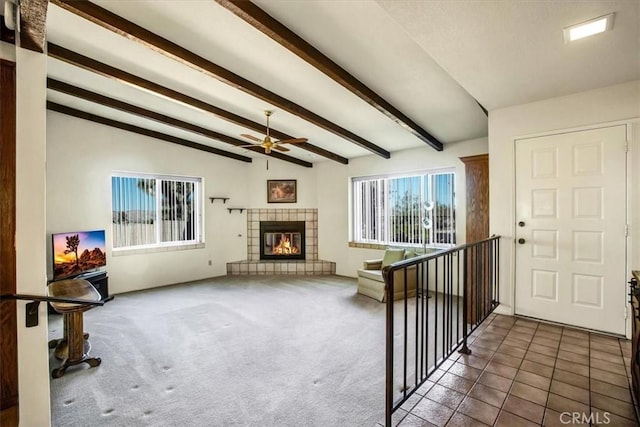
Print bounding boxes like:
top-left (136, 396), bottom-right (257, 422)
top-left (260, 221), bottom-right (305, 260)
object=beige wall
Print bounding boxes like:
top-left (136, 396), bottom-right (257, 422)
top-left (15, 47), bottom-right (52, 426)
top-left (489, 80), bottom-right (640, 316)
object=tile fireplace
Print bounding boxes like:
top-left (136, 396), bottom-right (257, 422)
top-left (226, 208), bottom-right (335, 275)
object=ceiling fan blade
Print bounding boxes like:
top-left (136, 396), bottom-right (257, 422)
top-left (240, 133), bottom-right (262, 142)
top-left (278, 138), bottom-right (308, 145)
top-left (273, 145), bottom-right (290, 152)
top-left (238, 144), bottom-right (261, 148)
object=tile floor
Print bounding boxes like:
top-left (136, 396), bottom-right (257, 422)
top-left (387, 314), bottom-right (638, 426)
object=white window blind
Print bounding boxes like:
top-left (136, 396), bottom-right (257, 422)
top-left (352, 170), bottom-right (455, 247)
top-left (111, 173), bottom-right (202, 249)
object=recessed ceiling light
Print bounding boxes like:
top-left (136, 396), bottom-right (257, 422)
top-left (564, 13), bottom-right (615, 43)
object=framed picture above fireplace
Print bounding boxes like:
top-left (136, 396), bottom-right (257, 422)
top-left (267, 180), bottom-right (297, 203)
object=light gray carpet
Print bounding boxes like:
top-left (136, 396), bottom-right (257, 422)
top-left (49, 275), bottom-right (394, 427)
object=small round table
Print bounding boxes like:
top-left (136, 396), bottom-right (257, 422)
top-left (48, 278), bottom-right (102, 378)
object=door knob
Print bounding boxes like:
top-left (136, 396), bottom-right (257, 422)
top-left (518, 238), bottom-right (526, 244)
top-left (518, 221), bottom-right (526, 227)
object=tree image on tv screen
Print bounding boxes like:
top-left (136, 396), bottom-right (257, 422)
top-left (64, 234), bottom-right (80, 267)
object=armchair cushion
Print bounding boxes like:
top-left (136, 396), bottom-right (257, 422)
top-left (381, 248), bottom-right (405, 267)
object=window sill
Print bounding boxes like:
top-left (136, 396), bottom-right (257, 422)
top-left (112, 242), bottom-right (205, 257)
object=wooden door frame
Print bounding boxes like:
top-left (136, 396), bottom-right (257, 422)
top-left (0, 58), bottom-right (18, 426)
top-left (512, 122), bottom-right (633, 338)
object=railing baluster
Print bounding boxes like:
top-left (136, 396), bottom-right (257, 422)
top-left (384, 236), bottom-right (500, 425)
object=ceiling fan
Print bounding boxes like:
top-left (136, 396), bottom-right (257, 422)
top-left (239, 110), bottom-right (308, 154)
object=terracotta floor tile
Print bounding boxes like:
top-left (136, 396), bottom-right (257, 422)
top-left (484, 325), bottom-right (510, 337)
top-left (559, 335), bottom-right (588, 347)
top-left (445, 411), bottom-right (489, 427)
top-left (472, 338), bottom-right (501, 351)
top-left (531, 336), bottom-right (560, 349)
top-left (496, 343), bottom-right (527, 358)
top-left (425, 384), bottom-right (466, 410)
top-left (437, 372), bottom-right (475, 394)
top-left (468, 383), bottom-right (507, 408)
top-left (397, 413), bottom-right (437, 427)
top-left (519, 360), bottom-right (554, 378)
top-left (502, 394), bottom-right (545, 424)
top-left (545, 393), bottom-right (589, 414)
top-left (510, 381), bottom-right (549, 406)
top-left (503, 336), bottom-right (531, 349)
top-left (465, 345), bottom-right (495, 360)
top-left (515, 369), bottom-right (552, 391)
top-left (492, 352), bottom-right (523, 368)
top-left (456, 396), bottom-right (500, 426)
top-left (527, 343), bottom-right (557, 357)
top-left (556, 349), bottom-right (589, 365)
top-left (590, 341), bottom-right (622, 355)
top-left (511, 326), bottom-right (536, 336)
top-left (484, 360), bottom-right (518, 380)
top-left (537, 323), bottom-right (563, 334)
top-left (554, 359), bottom-right (589, 377)
top-left (590, 379), bottom-right (632, 403)
top-left (534, 330), bottom-right (561, 341)
top-left (414, 380), bottom-right (436, 396)
top-left (480, 331), bottom-right (507, 343)
top-left (558, 342), bottom-right (589, 356)
top-left (589, 367), bottom-right (629, 388)
top-left (591, 392), bottom-right (637, 420)
top-left (591, 348), bottom-right (624, 364)
top-left (411, 397), bottom-right (455, 427)
top-left (552, 369), bottom-right (589, 390)
top-left (457, 354), bottom-right (489, 371)
top-left (495, 410), bottom-right (540, 427)
top-left (590, 357), bottom-right (627, 376)
top-left (514, 319), bottom-right (538, 329)
top-left (447, 362), bottom-right (482, 381)
top-left (428, 369), bottom-right (447, 383)
top-left (561, 328), bottom-right (589, 340)
top-left (590, 334), bottom-right (621, 346)
top-left (549, 380), bottom-right (589, 405)
top-left (400, 393), bottom-right (423, 412)
top-left (524, 350), bottom-right (556, 367)
top-left (477, 371), bottom-right (513, 393)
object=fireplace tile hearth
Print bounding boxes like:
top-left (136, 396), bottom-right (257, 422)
top-left (226, 208), bottom-right (336, 276)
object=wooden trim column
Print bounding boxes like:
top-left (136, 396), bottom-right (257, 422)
top-left (0, 59), bottom-right (18, 427)
top-left (460, 154), bottom-right (489, 324)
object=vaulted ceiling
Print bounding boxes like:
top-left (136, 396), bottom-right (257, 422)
top-left (5, 0), bottom-right (639, 167)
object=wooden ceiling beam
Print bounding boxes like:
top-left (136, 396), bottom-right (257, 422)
top-left (216, 0), bottom-right (443, 152)
top-left (17, 0), bottom-right (48, 53)
top-left (49, 0), bottom-right (363, 162)
top-left (47, 77), bottom-right (314, 167)
top-left (47, 101), bottom-right (256, 163)
top-left (47, 44), bottom-right (313, 167)
top-left (46, 102), bottom-right (256, 163)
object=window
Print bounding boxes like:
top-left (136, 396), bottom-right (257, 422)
top-left (352, 170), bottom-right (455, 247)
top-left (111, 173), bottom-right (202, 249)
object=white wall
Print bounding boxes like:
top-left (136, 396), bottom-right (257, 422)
top-left (317, 137), bottom-right (489, 277)
top-left (489, 80), bottom-right (640, 314)
top-left (15, 47), bottom-right (51, 427)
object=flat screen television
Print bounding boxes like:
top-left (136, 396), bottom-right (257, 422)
top-left (52, 230), bottom-right (107, 281)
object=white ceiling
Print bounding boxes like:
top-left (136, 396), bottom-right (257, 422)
top-left (39, 0), bottom-right (640, 166)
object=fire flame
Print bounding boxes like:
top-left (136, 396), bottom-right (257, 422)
top-left (272, 235), bottom-right (299, 255)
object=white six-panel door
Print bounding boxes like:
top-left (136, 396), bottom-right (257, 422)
top-left (515, 125), bottom-right (627, 335)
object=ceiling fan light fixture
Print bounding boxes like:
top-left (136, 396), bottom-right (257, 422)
top-left (563, 12), bottom-right (615, 43)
